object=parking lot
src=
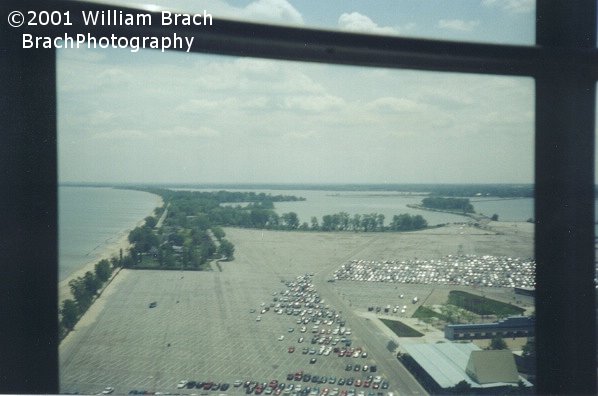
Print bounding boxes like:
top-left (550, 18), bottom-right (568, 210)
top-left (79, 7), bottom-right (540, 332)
top-left (60, 224), bottom-right (533, 395)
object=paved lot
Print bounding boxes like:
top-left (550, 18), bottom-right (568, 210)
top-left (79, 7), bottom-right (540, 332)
top-left (60, 224), bottom-right (533, 395)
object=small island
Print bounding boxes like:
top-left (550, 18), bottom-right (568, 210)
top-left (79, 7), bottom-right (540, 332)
top-left (407, 196), bottom-right (495, 224)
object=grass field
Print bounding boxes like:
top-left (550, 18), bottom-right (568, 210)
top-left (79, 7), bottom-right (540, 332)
top-left (412, 306), bottom-right (450, 322)
top-left (448, 290), bottom-right (525, 316)
top-left (380, 318), bottom-right (424, 338)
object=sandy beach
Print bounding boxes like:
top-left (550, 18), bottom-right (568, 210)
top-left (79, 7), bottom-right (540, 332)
top-left (58, 195), bottom-right (163, 304)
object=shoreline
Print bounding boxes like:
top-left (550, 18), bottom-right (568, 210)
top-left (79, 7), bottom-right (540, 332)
top-left (406, 203), bottom-right (490, 222)
top-left (58, 194), bottom-right (163, 304)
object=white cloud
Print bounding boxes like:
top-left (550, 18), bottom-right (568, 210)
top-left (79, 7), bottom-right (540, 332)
top-left (176, 97), bottom-right (269, 113)
top-left (366, 97), bottom-right (428, 113)
top-left (481, 0), bottom-right (535, 13)
top-left (89, 110), bottom-right (116, 125)
top-left (92, 126), bottom-right (219, 141)
top-left (282, 95), bottom-right (345, 112)
top-left (438, 19), bottom-right (480, 32)
top-left (338, 12), bottom-right (399, 35)
top-left (193, 58), bottom-right (324, 94)
top-left (92, 129), bottom-right (148, 140)
top-left (157, 126), bottom-right (220, 138)
top-left (283, 130), bottom-right (317, 140)
top-left (243, 0), bottom-right (304, 24)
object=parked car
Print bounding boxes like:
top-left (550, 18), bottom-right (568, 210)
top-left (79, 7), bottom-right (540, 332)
top-left (186, 381), bottom-right (197, 388)
top-left (177, 380), bottom-right (188, 389)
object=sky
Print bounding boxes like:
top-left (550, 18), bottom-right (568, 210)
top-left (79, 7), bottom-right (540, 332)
top-left (58, 0), bottom-right (537, 184)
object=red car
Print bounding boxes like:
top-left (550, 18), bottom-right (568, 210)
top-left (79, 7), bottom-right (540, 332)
top-left (288, 346), bottom-right (295, 353)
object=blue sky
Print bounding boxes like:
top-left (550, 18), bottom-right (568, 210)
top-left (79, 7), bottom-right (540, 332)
top-left (59, 1), bottom-right (537, 184)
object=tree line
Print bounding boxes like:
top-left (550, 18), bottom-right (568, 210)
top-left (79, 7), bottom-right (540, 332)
top-left (59, 256), bottom-right (119, 339)
top-left (137, 188), bottom-right (429, 233)
top-left (421, 197), bottom-right (474, 213)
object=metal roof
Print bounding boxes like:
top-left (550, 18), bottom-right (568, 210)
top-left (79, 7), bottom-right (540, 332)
top-left (403, 343), bottom-right (531, 389)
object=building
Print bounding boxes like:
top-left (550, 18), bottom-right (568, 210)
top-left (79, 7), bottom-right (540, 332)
top-left (401, 342), bottom-right (531, 393)
top-left (445, 316), bottom-right (534, 341)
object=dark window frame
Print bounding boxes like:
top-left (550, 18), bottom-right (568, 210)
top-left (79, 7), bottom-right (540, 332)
top-left (0, 0), bottom-right (596, 394)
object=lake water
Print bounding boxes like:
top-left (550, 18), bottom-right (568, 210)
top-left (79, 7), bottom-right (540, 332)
top-left (183, 188), bottom-right (535, 225)
top-left (58, 186), bottom-right (160, 281)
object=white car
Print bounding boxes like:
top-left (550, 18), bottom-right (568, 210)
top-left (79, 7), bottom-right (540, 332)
top-left (102, 387), bottom-right (114, 394)
top-left (177, 380), bottom-right (188, 389)
top-left (278, 335), bottom-right (285, 341)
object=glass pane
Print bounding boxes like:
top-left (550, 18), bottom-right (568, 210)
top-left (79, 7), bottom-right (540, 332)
top-left (77, 0), bottom-right (535, 45)
top-left (58, 47), bottom-right (535, 394)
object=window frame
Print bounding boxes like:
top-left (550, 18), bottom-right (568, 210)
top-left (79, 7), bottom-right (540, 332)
top-left (0, 0), bottom-right (596, 393)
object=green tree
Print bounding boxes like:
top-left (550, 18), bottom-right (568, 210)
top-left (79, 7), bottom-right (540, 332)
top-left (448, 380), bottom-right (472, 394)
top-left (310, 216), bottom-right (319, 230)
top-left (491, 213), bottom-right (499, 221)
top-left (160, 246), bottom-right (176, 267)
top-left (83, 271), bottom-right (101, 296)
top-left (321, 214), bottom-right (334, 231)
top-left (352, 214), bottom-right (361, 231)
top-left (218, 239), bottom-right (235, 260)
top-left (249, 208), bottom-right (271, 228)
top-left (338, 212), bottom-right (350, 230)
top-left (361, 213), bottom-right (378, 232)
top-left (211, 226), bottom-right (225, 241)
top-left (61, 299), bottom-right (79, 330)
top-left (168, 232), bottom-right (184, 246)
top-left (128, 225), bottom-right (159, 252)
top-left (390, 214), bottom-right (427, 231)
top-left (391, 214), bottom-right (412, 231)
top-left (412, 215), bottom-right (428, 229)
top-left (144, 216), bottom-right (157, 228)
top-left (94, 259), bottom-right (112, 283)
top-left (377, 214), bottom-right (385, 231)
top-left (68, 277), bottom-right (92, 310)
top-left (281, 212), bottom-right (300, 230)
top-left (422, 197), bottom-right (474, 213)
top-left (489, 336), bottom-right (508, 350)
top-left (122, 253), bottom-right (135, 268)
top-left (110, 256), bottom-right (119, 269)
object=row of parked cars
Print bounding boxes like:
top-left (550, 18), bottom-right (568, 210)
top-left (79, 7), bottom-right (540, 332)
top-left (245, 274), bottom-right (391, 396)
top-left (176, 380), bottom-right (231, 391)
top-left (237, 377), bottom-right (388, 396)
